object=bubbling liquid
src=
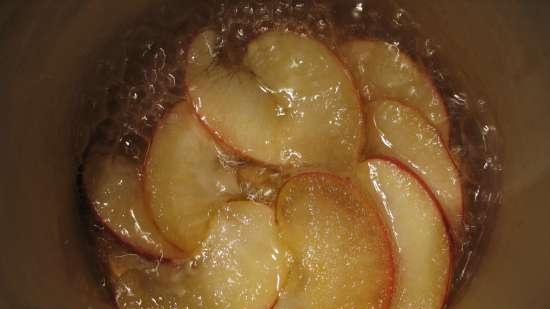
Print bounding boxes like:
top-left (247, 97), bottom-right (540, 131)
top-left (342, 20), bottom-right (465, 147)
top-left (80, 0), bottom-right (502, 306)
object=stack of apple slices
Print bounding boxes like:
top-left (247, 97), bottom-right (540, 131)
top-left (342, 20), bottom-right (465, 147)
top-left (357, 159), bottom-right (452, 309)
top-left (98, 201), bottom-right (287, 309)
top-left (362, 100), bottom-right (463, 240)
top-left (145, 102), bottom-right (241, 254)
top-left (274, 173), bottom-right (394, 309)
top-left (83, 29), bottom-right (464, 309)
top-left (339, 40), bottom-right (450, 144)
top-left (83, 147), bottom-right (186, 261)
top-left (340, 39), bottom-right (462, 309)
top-left (185, 30), bottom-right (364, 171)
top-left (86, 102), bottom-right (288, 308)
top-left (339, 39), bottom-right (463, 238)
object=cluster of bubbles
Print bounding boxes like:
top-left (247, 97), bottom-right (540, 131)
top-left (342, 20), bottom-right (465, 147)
top-left (83, 0), bottom-right (502, 303)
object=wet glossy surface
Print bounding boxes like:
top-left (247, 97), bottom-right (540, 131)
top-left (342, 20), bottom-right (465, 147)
top-left (84, 150), bottom-right (185, 260)
top-left (186, 30), bottom-right (364, 171)
top-left (339, 40), bottom-right (450, 143)
top-left (0, 1), bottom-right (508, 308)
top-left (103, 201), bottom-right (287, 309)
top-left (145, 102), bottom-right (240, 254)
top-left (6, 1), bottom-right (550, 309)
top-left (364, 100), bottom-right (463, 239)
top-left (357, 159), bottom-right (451, 309)
top-left (275, 173), bottom-right (394, 309)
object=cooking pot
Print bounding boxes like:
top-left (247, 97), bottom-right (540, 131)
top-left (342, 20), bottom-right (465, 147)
top-left (0, 1), bottom-right (549, 308)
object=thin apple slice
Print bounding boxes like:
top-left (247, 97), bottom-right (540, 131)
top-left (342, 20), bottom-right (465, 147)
top-left (357, 158), bottom-right (452, 309)
top-left (364, 100), bottom-right (463, 240)
top-left (339, 40), bottom-right (450, 143)
top-left (185, 30), bottom-right (364, 171)
top-left (83, 150), bottom-right (185, 261)
top-left (145, 102), bottom-right (240, 254)
top-left (102, 201), bottom-right (288, 309)
top-left (275, 172), bottom-right (394, 309)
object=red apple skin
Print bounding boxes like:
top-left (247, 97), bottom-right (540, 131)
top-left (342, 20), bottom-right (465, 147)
top-left (339, 38), bottom-right (451, 144)
top-left (88, 204), bottom-right (183, 263)
top-left (364, 99), bottom-right (465, 241)
top-left (275, 171), bottom-right (396, 309)
top-left (96, 200), bottom-right (287, 309)
top-left (141, 122), bottom-right (187, 257)
top-left (142, 99), bottom-right (243, 254)
top-left (362, 38), bottom-right (450, 126)
top-left (81, 148), bottom-right (187, 263)
top-left (184, 30), bottom-right (366, 171)
top-left (368, 153), bottom-right (461, 238)
top-left (92, 31), bottom-right (455, 306)
top-left (367, 155), bottom-right (454, 309)
top-left (141, 100), bottom-right (185, 254)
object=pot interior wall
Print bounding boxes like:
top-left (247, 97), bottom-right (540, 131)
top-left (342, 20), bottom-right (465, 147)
top-left (0, 1), bottom-right (548, 308)
top-left (398, 1), bottom-right (550, 308)
top-left (0, 2), bottom-right (151, 308)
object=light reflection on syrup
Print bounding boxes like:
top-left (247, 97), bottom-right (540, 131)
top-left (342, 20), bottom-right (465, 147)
top-left (81, 0), bottom-right (502, 307)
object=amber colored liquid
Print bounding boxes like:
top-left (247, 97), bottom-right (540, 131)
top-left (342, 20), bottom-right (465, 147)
top-left (79, 0), bottom-right (502, 306)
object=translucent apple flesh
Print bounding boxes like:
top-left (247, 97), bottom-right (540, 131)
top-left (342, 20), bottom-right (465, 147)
top-left (357, 158), bottom-right (452, 309)
top-left (339, 40), bottom-right (450, 143)
top-left (84, 150), bottom-right (185, 261)
top-left (186, 30), bottom-right (364, 171)
top-left (145, 102), bottom-right (240, 254)
top-left (364, 100), bottom-right (463, 239)
top-left (102, 201), bottom-right (288, 309)
top-left (275, 172), bottom-right (394, 309)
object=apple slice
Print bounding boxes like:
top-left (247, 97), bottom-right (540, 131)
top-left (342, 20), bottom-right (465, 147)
top-left (185, 30), bottom-right (364, 171)
top-left (83, 150), bottom-right (185, 261)
top-left (275, 172), bottom-right (394, 309)
top-left (364, 100), bottom-right (463, 240)
top-left (339, 39), bottom-right (450, 143)
top-left (102, 201), bottom-right (288, 309)
top-left (145, 102), bottom-right (240, 254)
top-left (357, 158), bottom-right (452, 309)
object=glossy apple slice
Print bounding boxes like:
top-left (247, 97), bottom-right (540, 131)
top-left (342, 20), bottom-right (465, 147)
top-left (83, 150), bottom-right (185, 261)
top-left (275, 172), bottom-right (394, 309)
top-left (357, 158), bottom-right (452, 309)
top-left (102, 201), bottom-right (288, 309)
top-left (145, 102), bottom-right (240, 254)
top-left (339, 40), bottom-right (450, 143)
top-left (185, 30), bottom-right (364, 171)
top-left (365, 100), bottom-right (463, 239)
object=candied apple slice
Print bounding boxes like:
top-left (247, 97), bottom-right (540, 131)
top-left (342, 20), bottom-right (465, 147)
top-left (357, 158), bottom-right (452, 309)
top-left (145, 102), bottom-right (239, 253)
top-left (102, 201), bottom-right (287, 309)
top-left (364, 100), bottom-right (463, 239)
top-left (185, 30), bottom-right (364, 171)
top-left (339, 40), bottom-right (450, 143)
top-left (275, 172), bottom-right (394, 309)
top-left (83, 150), bottom-right (185, 261)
